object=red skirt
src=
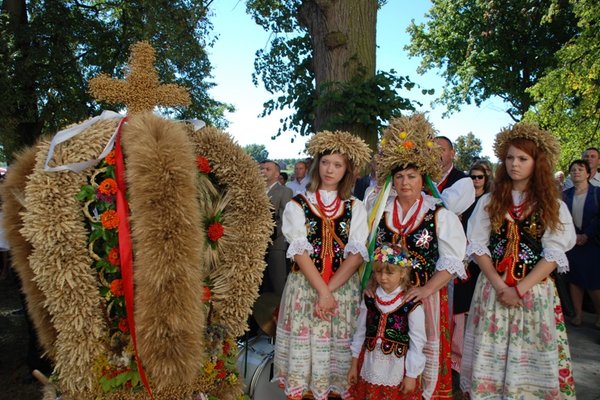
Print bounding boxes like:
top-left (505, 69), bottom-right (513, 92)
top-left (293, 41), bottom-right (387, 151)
top-left (349, 375), bottom-right (422, 400)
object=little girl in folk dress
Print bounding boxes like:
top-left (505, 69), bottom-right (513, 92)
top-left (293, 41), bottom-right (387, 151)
top-left (348, 244), bottom-right (427, 400)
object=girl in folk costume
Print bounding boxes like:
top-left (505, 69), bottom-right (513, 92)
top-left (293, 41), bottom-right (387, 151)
top-left (364, 113), bottom-right (467, 400)
top-left (460, 123), bottom-right (577, 399)
top-left (348, 243), bottom-right (427, 400)
top-left (274, 131), bottom-right (372, 400)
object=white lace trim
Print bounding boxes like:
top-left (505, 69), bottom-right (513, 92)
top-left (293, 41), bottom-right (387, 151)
top-left (542, 248), bottom-right (570, 273)
top-left (436, 256), bottom-right (467, 279)
top-left (466, 242), bottom-right (491, 258)
top-left (344, 240), bottom-right (369, 261)
top-left (286, 238), bottom-right (313, 259)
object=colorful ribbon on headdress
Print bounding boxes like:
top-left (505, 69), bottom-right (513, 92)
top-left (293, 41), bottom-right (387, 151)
top-left (359, 175), bottom-right (392, 289)
top-left (424, 175), bottom-right (446, 207)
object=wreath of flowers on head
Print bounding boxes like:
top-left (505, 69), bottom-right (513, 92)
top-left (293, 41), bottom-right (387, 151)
top-left (493, 122), bottom-right (560, 169)
top-left (376, 113), bottom-right (443, 185)
top-left (306, 130), bottom-right (372, 172)
top-left (374, 244), bottom-right (419, 270)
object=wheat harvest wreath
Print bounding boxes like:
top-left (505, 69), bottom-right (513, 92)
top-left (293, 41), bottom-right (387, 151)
top-left (1, 42), bottom-right (273, 400)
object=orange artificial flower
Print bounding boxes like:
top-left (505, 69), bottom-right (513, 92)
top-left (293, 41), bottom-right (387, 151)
top-left (107, 247), bottom-right (120, 266)
top-left (403, 140), bottom-right (415, 150)
top-left (207, 222), bottom-right (224, 242)
top-left (110, 279), bottom-right (124, 297)
top-left (105, 150), bottom-right (117, 166)
top-left (101, 210), bottom-right (119, 230)
top-left (196, 156), bottom-right (212, 174)
top-left (98, 178), bottom-right (118, 196)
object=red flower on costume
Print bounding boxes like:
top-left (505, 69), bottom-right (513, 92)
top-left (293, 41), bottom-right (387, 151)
top-left (98, 178), bottom-right (118, 195)
top-left (105, 150), bottom-right (117, 166)
top-left (101, 210), bottom-right (119, 230)
top-left (118, 318), bottom-right (129, 333)
top-left (215, 359), bottom-right (225, 370)
top-left (108, 247), bottom-right (120, 266)
top-left (110, 279), bottom-right (124, 297)
top-left (196, 156), bottom-right (212, 174)
top-left (207, 222), bottom-right (224, 242)
top-left (403, 140), bottom-right (415, 149)
top-left (217, 370), bottom-right (227, 379)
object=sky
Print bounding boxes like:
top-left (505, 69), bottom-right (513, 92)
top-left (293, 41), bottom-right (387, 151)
top-left (207, 0), bottom-right (514, 161)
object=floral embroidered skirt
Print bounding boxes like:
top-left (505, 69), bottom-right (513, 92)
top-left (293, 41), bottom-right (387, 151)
top-left (274, 271), bottom-right (361, 400)
top-left (460, 275), bottom-right (576, 399)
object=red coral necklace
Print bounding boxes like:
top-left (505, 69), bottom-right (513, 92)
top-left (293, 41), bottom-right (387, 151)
top-left (316, 190), bottom-right (341, 218)
top-left (376, 289), bottom-right (405, 306)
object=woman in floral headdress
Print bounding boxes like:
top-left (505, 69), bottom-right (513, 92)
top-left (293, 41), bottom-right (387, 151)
top-left (274, 130), bottom-right (372, 400)
top-left (460, 123), bottom-right (577, 399)
top-left (364, 113), bottom-right (467, 400)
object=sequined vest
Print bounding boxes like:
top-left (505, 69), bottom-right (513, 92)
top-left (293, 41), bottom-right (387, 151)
top-left (364, 295), bottom-right (420, 358)
top-left (377, 206), bottom-right (440, 287)
top-left (293, 194), bottom-right (353, 275)
top-left (489, 213), bottom-right (543, 285)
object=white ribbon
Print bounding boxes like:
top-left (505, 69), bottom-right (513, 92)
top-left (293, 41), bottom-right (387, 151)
top-left (43, 112), bottom-right (205, 173)
top-left (44, 110), bottom-right (123, 173)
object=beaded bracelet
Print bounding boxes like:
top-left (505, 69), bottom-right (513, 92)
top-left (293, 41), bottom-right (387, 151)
top-left (514, 285), bottom-right (525, 299)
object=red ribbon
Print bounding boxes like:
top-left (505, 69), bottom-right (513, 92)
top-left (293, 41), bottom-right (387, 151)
top-left (114, 117), bottom-right (154, 398)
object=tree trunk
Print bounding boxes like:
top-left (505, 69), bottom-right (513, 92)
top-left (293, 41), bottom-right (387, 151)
top-left (298, 0), bottom-right (378, 151)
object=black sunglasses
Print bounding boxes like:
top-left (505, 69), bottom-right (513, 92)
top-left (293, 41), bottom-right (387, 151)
top-left (470, 175), bottom-right (485, 180)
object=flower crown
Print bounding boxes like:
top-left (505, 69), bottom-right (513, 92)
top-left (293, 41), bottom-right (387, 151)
top-left (374, 244), bottom-right (417, 269)
top-left (376, 113), bottom-right (443, 185)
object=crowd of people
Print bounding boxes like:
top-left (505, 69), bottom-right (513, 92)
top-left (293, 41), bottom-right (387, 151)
top-left (255, 115), bottom-right (598, 400)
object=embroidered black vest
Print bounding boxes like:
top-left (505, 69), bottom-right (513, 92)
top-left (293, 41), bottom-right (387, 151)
top-left (489, 213), bottom-right (543, 282)
top-left (364, 295), bottom-right (420, 358)
top-left (293, 194), bottom-right (353, 274)
top-left (376, 206), bottom-right (440, 287)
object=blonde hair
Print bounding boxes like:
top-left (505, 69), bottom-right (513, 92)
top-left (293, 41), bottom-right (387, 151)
top-left (372, 260), bottom-right (414, 290)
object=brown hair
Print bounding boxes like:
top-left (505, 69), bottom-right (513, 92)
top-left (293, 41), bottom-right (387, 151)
top-left (487, 138), bottom-right (561, 232)
top-left (306, 152), bottom-right (355, 199)
top-left (469, 160), bottom-right (494, 194)
top-left (372, 261), bottom-right (414, 290)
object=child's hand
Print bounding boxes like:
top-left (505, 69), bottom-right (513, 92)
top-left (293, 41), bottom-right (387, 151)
top-left (347, 358), bottom-right (359, 385)
top-left (400, 376), bottom-right (417, 393)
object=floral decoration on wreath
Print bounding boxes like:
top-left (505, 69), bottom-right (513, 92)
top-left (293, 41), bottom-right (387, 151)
top-left (188, 125), bottom-right (273, 338)
top-left (76, 149), bottom-right (142, 393)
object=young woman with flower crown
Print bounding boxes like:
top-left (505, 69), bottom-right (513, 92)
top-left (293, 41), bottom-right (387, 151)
top-left (347, 243), bottom-right (427, 400)
top-left (460, 123), bottom-right (577, 399)
top-left (364, 113), bottom-right (467, 400)
top-left (274, 131), bottom-right (372, 400)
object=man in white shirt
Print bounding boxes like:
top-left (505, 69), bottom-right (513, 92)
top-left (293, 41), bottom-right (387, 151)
top-left (286, 160), bottom-right (309, 196)
top-left (434, 136), bottom-right (475, 215)
top-left (563, 147), bottom-right (600, 190)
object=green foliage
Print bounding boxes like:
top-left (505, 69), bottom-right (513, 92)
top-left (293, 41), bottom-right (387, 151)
top-left (454, 132), bottom-right (487, 171)
top-left (0, 0), bottom-right (232, 162)
top-left (247, 0), bottom-right (420, 142)
top-left (525, 0), bottom-right (600, 171)
top-left (316, 69), bottom-right (421, 134)
top-left (406, 0), bottom-right (578, 120)
top-left (243, 143), bottom-right (269, 162)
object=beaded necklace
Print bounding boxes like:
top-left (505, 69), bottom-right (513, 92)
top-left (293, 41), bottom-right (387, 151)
top-left (375, 289), bottom-right (404, 306)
